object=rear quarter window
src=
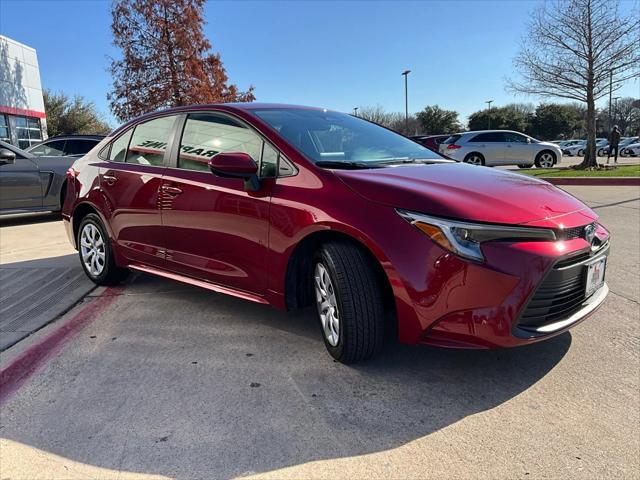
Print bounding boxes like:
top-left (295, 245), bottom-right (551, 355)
top-left (443, 135), bottom-right (461, 144)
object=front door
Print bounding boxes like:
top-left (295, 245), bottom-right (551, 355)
top-left (99, 115), bottom-right (179, 268)
top-left (503, 132), bottom-right (533, 165)
top-left (0, 155), bottom-right (42, 212)
top-left (161, 112), bottom-right (273, 295)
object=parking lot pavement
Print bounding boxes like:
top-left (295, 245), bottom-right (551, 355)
top-left (0, 187), bottom-right (638, 479)
top-left (0, 214), bottom-right (95, 350)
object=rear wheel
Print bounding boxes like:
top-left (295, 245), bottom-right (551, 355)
top-left (313, 241), bottom-right (385, 363)
top-left (77, 214), bottom-right (128, 285)
top-left (534, 151), bottom-right (556, 168)
top-left (463, 153), bottom-right (485, 166)
top-left (577, 148), bottom-right (585, 157)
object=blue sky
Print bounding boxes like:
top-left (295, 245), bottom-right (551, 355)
top-left (1, 0), bottom-right (638, 127)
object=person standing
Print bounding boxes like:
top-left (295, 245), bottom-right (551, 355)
top-left (608, 125), bottom-right (621, 164)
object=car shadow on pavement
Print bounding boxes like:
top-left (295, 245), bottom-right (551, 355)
top-left (1, 273), bottom-right (571, 478)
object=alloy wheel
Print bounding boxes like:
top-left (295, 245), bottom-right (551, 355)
top-left (538, 153), bottom-right (555, 168)
top-left (465, 155), bottom-right (483, 165)
top-left (80, 223), bottom-right (106, 277)
top-left (314, 262), bottom-right (340, 347)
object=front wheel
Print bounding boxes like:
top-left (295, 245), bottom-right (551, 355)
top-left (78, 214), bottom-right (128, 285)
top-left (534, 151), bottom-right (556, 168)
top-left (313, 241), bottom-right (385, 363)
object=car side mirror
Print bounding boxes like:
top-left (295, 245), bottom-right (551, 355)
top-left (208, 152), bottom-right (261, 191)
top-left (0, 148), bottom-right (16, 166)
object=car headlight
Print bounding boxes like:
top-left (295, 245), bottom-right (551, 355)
top-left (397, 209), bottom-right (557, 262)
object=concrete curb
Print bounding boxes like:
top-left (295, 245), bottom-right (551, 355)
top-left (0, 286), bottom-right (122, 405)
top-left (543, 177), bottom-right (640, 186)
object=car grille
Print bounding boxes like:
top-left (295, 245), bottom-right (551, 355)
top-left (516, 245), bottom-right (608, 333)
top-left (559, 222), bottom-right (596, 240)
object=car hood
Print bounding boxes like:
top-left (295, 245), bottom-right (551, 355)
top-left (334, 163), bottom-right (595, 227)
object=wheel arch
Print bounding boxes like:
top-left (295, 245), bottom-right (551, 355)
top-left (71, 201), bottom-right (112, 249)
top-left (283, 228), bottom-right (397, 327)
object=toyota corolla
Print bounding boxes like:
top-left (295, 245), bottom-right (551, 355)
top-left (63, 104), bottom-right (610, 363)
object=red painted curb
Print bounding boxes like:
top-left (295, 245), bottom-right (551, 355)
top-left (544, 177), bottom-right (640, 186)
top-left (0, 286), bottom-right (123, 404)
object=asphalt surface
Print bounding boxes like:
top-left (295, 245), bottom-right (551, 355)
top-left (0, 186), bottom-right (638, 479)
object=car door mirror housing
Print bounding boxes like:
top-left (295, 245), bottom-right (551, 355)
top-left (208, 152), bottom-right (261, 191)
top-left (0, 148), bottom-right (16, 166)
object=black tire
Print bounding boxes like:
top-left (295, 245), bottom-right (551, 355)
top-left (534, 150), bottom-right (556, 168)
top-left (577, 148), bottom-right (585, 157)
top-left (517, 164), bottom-right (529, 169)
top-left (77, 213), bottom-right (128, 286)
top-left (463, 152), bottom-right (485, 166)
top-left (313, 241), bottom-right (385, 363)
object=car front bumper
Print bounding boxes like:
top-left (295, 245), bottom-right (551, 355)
top-left (391, 219), bottom-right (610, 349)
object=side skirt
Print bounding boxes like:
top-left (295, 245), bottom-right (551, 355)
top-left (128, 263), bottom-right (270, 305)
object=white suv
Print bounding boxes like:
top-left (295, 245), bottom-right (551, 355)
top-left (440, 130), bottom-right (563, 168)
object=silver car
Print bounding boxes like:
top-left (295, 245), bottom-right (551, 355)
top-left (0, 140), bottom-right (75, 214)
top-left (440, 130), bottom-right (563, 168)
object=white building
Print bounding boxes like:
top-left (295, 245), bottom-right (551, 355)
top-left (0, 35), bottom-right (47, 149)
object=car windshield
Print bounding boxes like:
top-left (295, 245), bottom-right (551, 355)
top-left (253, 108), bottom-right (443, 165)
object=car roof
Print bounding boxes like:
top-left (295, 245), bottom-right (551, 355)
top-left (110, 103), bottom-right (341, 137)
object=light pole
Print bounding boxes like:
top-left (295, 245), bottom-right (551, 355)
top-left (485, 100), bottom-right (494, 129)
top-left (353, 107), bottom-right (358, 117)
top-left (402, 70), bottom-right (411, 134)
top-left (613, 97), bottom-right (620, 129)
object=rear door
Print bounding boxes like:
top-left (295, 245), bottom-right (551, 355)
top-left (160, 112), bottom-right (274, 294)
top-left (99, 115), bottom-right (179, 268)
top-left (466, 132), bottom-right (505, 165)
top-left (0, 154), bottom-right (42, 211)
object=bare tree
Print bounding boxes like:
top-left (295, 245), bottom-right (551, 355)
top-left (355, 105), bottom-right (402, 128)
top-left (509, 0), bottom-right (639, 168)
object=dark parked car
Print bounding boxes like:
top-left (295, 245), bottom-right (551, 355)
top-left (0, 140), bottom-right (75, 214)
top-left (411, 134), bottom-right (450, 152)
top-left (27, 134), bottom-right (104, 157)
top-left (63, 104), bottom-right (610, 363)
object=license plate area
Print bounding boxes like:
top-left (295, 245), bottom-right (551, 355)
top-left (585, 257), bottom-right (606, 297)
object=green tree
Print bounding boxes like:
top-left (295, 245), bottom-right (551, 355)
top-left (415, 105), bottom-right (462, 134)
top-left (529, 103), bottom-right (584, 140)
top-left (43, 90), bottom-right (111, 137)
top-left (468, 104), bottom-right (530, 132)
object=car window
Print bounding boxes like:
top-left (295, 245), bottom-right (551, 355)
top-left (109, 129), bottom-right (133, 162)
top-left (443, 135), bottom-right (461, 144)
top-left (178, 113), bottom-right (263, 173)
top-left (126, 115), bottom-right (178, 166)
top-left (469, 132), bottom-right (505, 142)
top-left (65, 139), bottom-right (98, 156)
top-left (261, 142), bottom-right (278, 178)
top-left (29, 140), bottom-right (66, 156)
top-left (254, 108), bottom-right (440, 163)
top-left (504, 132), bottom-right (528, 143)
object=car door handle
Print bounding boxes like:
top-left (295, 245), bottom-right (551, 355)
top-left (162, 185), bottom-right (183, 195)
top-left (103, 174), bottom-right (118, 185)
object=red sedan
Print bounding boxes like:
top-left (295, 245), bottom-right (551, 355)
top-left (63, 104), bottom-right (610, 363)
